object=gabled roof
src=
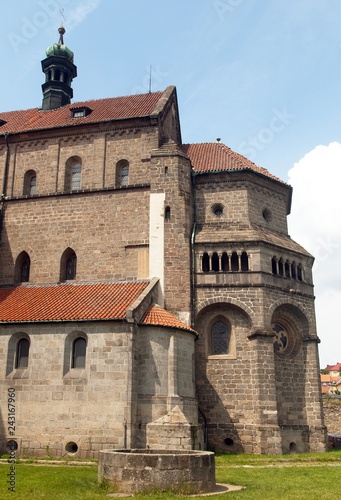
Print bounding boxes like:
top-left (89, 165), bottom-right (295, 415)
top-left (0, 91), bottom-right (165, 135)
top-left (140, 304), bottom-right (197, 335)
top-left (182, 142), bottom-right (285, 184)
top-left (0, 281), bottom-right (150, 323)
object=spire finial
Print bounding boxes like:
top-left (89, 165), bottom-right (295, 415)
top-left (58, 8), bottom-right (66, 44)
top-left (58, 26), bottom-right (66, 45)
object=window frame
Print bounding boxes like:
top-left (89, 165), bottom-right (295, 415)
top-left (211, 320), bottom-right (230, 355)
top-left (23, 170), bottom-right (37, 196)
top-left (65, 156), bottom-right (82, 192)
top-left (206, 314), bottom-right (236, 359)
top-left (116, 160), bottom-right (129, 187)
top-left (60, 248), bottom-right (77, 282)
top-left (14, 251), bottom-right (31, 283)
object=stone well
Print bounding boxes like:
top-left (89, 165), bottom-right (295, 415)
top-left (98, 449), bottom-right (216, 495)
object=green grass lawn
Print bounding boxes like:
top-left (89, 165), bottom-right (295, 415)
top-left (1, 451), bottom-right (341, 499)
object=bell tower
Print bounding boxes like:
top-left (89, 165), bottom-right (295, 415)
top-left (41, 26), bottom-right (77, 110)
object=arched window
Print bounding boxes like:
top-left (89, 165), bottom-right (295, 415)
top-left (272, 257), bottom-right (277, 275)
top-left (14, 251), bottom-right (31, 283)
top-left (241, 251), bottom-right (249, 271)
top-left (71, 163), bottom-right (81, 191)
top-left (212, 252), bottom-right (219, 272)
top-left (21, 258), bottom-right (30, 282)
top-left (60, 248), bottom-right (77, 281)
top-left (211, 320), bottom-right (230, 355)
top-left (65, 156), bottom-right (82, 192)
top-left (116, 160), bottom-right (129, 187)
top-left (165, 206), bottom-right (171, 220)
top-left (16, 338), bottom-right (29, 368)
top-left (231, 252), bottom-right (239, 272)
top-left (297, 264), bottom-right (303, 281)
top-left (29, 176), bottom-right (36, 195)
top-left (278, 258), bottom-right (284, 276)
top-left (221, 252), bottom-right (229, 271)
top-left (23, 170), bottom-right (37, 196)
top-left (285, 261), bottom-right (290, 278)
top-left (202, 253), bottom-right (210, 272)
top-left (72, 337), bottom-right (86, 368)
top-left (291, 262), bottom-right (297, 279)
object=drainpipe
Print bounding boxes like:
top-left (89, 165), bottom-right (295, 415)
top-left (0, 133), bottom-right (10, 239)
top-left (123, 417), bottom-right (127, 449)
top-left (190, 172), bottom-right (197, 329)
top-left (198, 406), bottom-right (208, 450)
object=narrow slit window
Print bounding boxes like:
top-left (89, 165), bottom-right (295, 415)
top-left (121, 165), bottom-right (129, 186)
top-left (71, 163), bottom-right (81, 191)
top-left (60, 248), bottom-right (77, 282)
top-left (16, 338), bottom-right (29, 369)
top-left (21, 258), bottom-right (30, 282)
top-left (72, 337), bottom-right (86, 368)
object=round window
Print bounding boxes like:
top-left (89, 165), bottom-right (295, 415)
top-left (212, 203), bottom-right (224, 217)
top-left (272, 322), bottom-right (301, 358)
top-left (273, 323), bottom-right (289, 354)
top-left (262, 208), bottom-right (271, 222)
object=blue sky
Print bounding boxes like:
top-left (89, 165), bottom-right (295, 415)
top-left (1, 0), bottom-right (340, 366)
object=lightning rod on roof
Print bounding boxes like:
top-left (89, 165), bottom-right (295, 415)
top-left (59, 8), bottom-right (66, 26)
top-left (149, 65), bottom-right (152, 93)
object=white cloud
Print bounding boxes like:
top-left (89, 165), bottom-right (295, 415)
top-left (288, 142), bottom-right (341, 368)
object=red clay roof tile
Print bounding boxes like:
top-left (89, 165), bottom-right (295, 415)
top-left (0, 281), bottom-right (150, 323)
top-left (325, 363), bottom-right (341, 372)
top-left (0, 92), bottom-right (163, 135)
top-left (140, 304), bottom-right (197, 335)
top-left (182, 142), bottom-right (285, 184)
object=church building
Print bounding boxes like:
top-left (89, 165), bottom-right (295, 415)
top-left (0, 28), bottom-right (326, 457)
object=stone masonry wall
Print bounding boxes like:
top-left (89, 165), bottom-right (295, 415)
top-left (136, 326), bottom-right (197, 449)
top-left (150, 146), bottom-right (193, 322)
top-left (3, 126), bottom-right (159, 198)
top-left (0, 321), bottom-right (136, 458)
top-left (0, 189), bottom-right (150, 285)
top-left (323, 398), bottom-right (341, 435)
